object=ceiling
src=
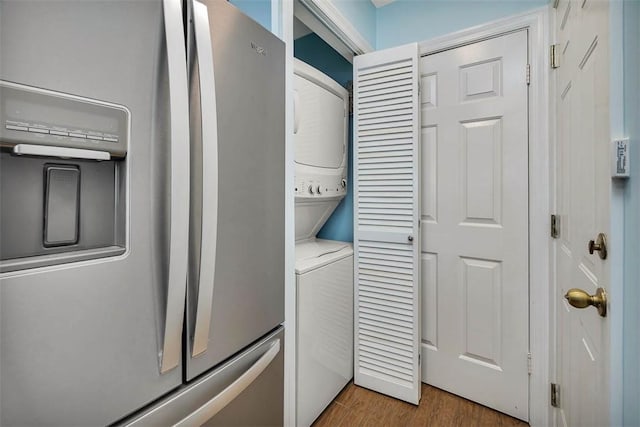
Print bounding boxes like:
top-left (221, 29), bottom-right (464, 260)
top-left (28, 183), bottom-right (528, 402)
top-left (370, 0), bottom-right (397, 7)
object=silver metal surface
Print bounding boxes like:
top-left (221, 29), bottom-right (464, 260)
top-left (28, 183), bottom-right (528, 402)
top-left (1, 1), bottom-right (284, 424)
top-left (0, 1), bottom-right (182, 424)
top-left (0, 80), bottom-right (129, 158)
top-left (0, 246), bottom-right (126, 273)
top-left (191, 0), bottom-right (219, 359)
top-left (176, 339), bottom-right (280, 426)
top-left (185, 0), bottom-right (285, 381)
top-left (13, 144), bottom-right (110, 160)
top-left (121, 327), bottom-right (284, 427)
top-left (159, 0), bottom-right (191, 375)
top-left (0, 152), bottom-right (122, 265)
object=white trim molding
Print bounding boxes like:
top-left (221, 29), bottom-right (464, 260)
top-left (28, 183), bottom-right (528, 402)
top-left (275, 0), bottom-right (367, 424)
top-left (294, 1), bottom-right (356, 63)
top-left (271, 1), bottom-right (296, 426)
top-left (371, 0), bottom-right (397, 7)
top-left (608, 1), bottom-right (625, 425)
top-left (419, 7), bottom-right (552, 427)
top-left (297, 0), bottom-right (374, 55)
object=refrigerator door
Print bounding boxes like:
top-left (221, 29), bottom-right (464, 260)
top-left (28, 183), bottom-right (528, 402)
top-left (186, 0), bottom-right (285, 380)
top-left (0, 1), bottom-right (190, 425)
top-left (121, 327), bottom-right (284, 427)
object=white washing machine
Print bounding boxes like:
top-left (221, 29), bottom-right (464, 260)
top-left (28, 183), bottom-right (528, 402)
top-left (293, 58), bottom-right (353, 427)
top-left (295, 239), bottom-right (353, 427)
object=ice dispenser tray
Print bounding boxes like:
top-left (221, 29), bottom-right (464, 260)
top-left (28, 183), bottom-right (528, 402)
top-left (0, 81), bottom-right (128, 272)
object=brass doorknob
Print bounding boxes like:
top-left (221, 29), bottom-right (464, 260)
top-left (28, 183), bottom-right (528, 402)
top-left (564, 287), bottom-right (607, 317)
top-left (588, 233), bottom-right (607, 259)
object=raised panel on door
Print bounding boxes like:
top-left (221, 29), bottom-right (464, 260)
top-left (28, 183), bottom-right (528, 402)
top-left (353, 43), bottom-right (421, 405)
top-left (555, 0), bottom-right (610, 425)
top-left (419, 30), bottom-right (529, 420)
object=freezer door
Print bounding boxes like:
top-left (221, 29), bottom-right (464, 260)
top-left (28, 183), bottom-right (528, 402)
top-left (0, 1), bottom-right (189, 425)
top-left (186, 0), bottom-right (285, 379)
top-left (121, 327), bottom-right (284, 427)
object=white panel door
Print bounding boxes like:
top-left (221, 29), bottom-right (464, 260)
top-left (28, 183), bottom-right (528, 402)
top-left (353, 43), bottom-right (421, 405)
top-left (419, 31), bottom-right (529, 420)
top-left (555, 0), bottom-right (610, 425)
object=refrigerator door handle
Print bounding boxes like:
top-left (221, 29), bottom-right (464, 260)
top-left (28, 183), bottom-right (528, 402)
top-left (174, 339), bottom-right (281, 426)
top-left (191, 0), bottom-right (219, 358)
top-left (160, 0), bottom-right (190, 374)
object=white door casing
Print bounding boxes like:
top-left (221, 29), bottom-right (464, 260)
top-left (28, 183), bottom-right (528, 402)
top-left (420, 31), bottom-right (530, 421)
top-left (353, 43), bottom-right (422, 405)
top-left (555, 0), bottom-right (610, 426)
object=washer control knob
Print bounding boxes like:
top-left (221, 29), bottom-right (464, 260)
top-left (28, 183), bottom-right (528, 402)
top-left (316, 185), bottom-right (322, 194)
top-left (308, 185), bottom-right (314, 194)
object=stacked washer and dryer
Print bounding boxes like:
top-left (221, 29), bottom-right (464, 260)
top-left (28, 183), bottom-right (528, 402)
top-left (293, 58), bottom-right (354, 427)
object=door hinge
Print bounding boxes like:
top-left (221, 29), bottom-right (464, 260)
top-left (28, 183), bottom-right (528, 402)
top-left (526, 64), bottom-right (531, 85)
top-left (551, 214), bottom-right (560, 238)
top-left (527, 352), bottom-right (532, 375)
top-left (346, 80), bottom-right (353, 115)
top-left (551, 383), bottom-right (560, 408)
top-left (550, 44), bottom-right (560, 69)
top-left (418, 353), bottom-right (421, 365)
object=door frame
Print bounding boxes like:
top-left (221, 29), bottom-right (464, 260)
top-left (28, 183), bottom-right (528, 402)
top-left (274, 3), bottom-right (556, 426)
top-left (271, 2), bottom-right (370, 425)
top-left (417, 8), bottom-right (551, 426)
top-left (270, 2), bottom-right (296, 425)
top-left (606, 1), bottom-right (625, 425)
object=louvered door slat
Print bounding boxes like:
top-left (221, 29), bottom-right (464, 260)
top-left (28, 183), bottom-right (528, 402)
top-left (360, 313), bottom-right (413, 332)
top-left (360, 275), bottom-right (412, 289)
top-left (360, 341), bottom-right (413, 361)
top-left (358, 103), bottom-right (413, 117)
top-left (359, 121), bottom-right (413, 132)
top-left (354, 43), bottom-right (421, 405)
top-left (358, 59), bottom-right (413, 77)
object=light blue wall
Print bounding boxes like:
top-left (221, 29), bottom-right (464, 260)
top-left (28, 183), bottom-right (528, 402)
top-left (623, 0), bottom-right (640, 425)
top-left (330, 0), bottom-right (377, 48)
top-left (375, 0), bottom-right (547, 49)
top-left (229, 0), bottom-right (271, 30)
top-left (294, 33), bottom-right (354, 242)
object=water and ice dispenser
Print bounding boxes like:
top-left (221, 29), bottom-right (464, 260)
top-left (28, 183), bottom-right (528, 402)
top-left (0, 81), bottom-right (128, 272)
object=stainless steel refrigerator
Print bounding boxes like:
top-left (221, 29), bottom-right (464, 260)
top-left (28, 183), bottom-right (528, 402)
top-left (0, 0), bottom-right (285, 425)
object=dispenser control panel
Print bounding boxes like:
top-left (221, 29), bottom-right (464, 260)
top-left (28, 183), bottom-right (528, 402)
top-left (0, 80), bottom-right (129, 158)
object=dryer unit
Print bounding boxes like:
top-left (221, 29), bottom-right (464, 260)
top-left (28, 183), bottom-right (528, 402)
top-left (293, 58), bottom-right (353, 427)
top-left (294, 58), bottom-right (348, 243)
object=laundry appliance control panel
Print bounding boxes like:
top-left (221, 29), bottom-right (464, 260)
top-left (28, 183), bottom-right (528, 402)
top-left (295, 173), bottom-right (347, 198)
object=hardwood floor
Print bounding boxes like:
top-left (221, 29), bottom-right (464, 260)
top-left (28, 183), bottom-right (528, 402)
top-left (312, 382), bottom-right (528, 427)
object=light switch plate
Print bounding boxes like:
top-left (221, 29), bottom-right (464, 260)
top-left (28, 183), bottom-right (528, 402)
top-left (611, 138), bottom-right (630, 178)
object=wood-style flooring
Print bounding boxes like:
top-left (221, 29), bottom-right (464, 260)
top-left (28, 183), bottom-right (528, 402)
top-left (312, 382), bottom-right (528, 427)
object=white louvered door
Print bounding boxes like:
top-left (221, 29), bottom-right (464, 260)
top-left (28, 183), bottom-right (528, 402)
top-left (353, 43), bottom-right (421, 405)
